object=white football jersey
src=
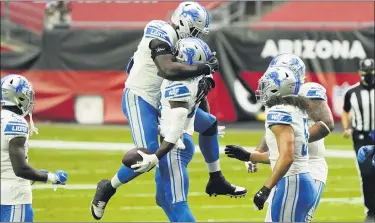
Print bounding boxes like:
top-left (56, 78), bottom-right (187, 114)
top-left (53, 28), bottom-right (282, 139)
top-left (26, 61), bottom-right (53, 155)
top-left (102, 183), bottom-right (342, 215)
top-left (265, 104), bottom-right (310, 177)
top-left (1, 109), bottom-right (32, 205)
top-left (125, 20), bottom-right (179, 109)
top-left (159, 77), bottom-right (202, 147)
top-left (299, 82), bottom-right (328, 184)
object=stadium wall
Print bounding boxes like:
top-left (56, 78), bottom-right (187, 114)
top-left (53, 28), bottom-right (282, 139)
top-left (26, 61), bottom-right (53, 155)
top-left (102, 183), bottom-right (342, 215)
top-left (1, 27), bottom-right (374, 124)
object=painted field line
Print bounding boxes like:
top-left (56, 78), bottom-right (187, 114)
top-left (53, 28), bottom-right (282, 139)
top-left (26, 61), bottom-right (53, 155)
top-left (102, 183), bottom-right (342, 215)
top-left (32, 184), bottom-right (363, 204)
top-left (29, 140), bottom-right (355, 158)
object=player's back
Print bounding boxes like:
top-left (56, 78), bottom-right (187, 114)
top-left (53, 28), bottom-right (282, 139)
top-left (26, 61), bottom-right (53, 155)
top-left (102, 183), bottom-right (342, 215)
top-left (126, 20), bottom-right (179, 109)
top-left (265, 104), bottom-right (310, 177)
top-left (1, 109), bottom-right (32, 205)
top-left (159, 77), bottom-right (201, 140)
top-left (299, 82), bottom-right (329, 183)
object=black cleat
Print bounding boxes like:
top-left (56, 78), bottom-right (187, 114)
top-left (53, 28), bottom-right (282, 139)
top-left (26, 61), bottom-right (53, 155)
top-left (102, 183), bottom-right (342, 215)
top-left (90, 179), bottom-right (116, 220)
top-left (205, 176), bottom-right (247, 198)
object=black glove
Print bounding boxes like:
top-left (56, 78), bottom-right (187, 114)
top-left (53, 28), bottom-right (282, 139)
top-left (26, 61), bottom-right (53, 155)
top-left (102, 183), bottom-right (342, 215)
top-left (196, 76), bottom-right (215, 104)
top-left (253, 186), bottom-right (271, 210)
top-left (205, 56), bottom-right (219, 74)
top-left (225, 145), bottom-right (251, 162)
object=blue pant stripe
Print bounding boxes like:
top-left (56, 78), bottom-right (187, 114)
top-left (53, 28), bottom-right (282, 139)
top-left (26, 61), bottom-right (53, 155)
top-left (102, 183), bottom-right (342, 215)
top-left (11, 205), bottom-right (15, 222)
top-left (168, 152), bottom-right (177, 203)
top-left (281, 177), bottom-right (290, 221)
top-left (124, 89), bottom-right (137, 147)
top-left (291, 175), bottom-right (298, 221)
top-left (134, 95), bottom-right (146, 148)
top-left (20, 205), bottom-right (23, 222)
top-left (177, 149), bottom-right (186, 201)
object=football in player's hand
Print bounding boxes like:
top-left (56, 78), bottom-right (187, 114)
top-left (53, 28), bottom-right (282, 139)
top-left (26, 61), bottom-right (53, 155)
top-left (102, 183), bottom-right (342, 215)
top-left (122, 148), bottom-right (153, 168)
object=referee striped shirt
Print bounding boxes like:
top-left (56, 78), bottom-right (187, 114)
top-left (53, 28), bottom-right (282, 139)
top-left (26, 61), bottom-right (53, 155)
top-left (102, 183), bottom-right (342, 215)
top-left (343, 83), bottom-right (375, 132)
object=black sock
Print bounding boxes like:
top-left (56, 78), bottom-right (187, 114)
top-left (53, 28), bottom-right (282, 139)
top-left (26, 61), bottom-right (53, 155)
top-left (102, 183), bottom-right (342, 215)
top-left (209, 171), bottom-right (224, 179)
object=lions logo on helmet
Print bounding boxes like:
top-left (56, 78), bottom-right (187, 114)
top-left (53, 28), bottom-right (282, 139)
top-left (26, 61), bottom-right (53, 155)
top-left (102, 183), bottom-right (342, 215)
top-left (174, 37), bottom-right (213, 66)
top-left (1, 74), bottom-right (38, 135)
top-left (269, 53), bottom-right (306, 84)
top-left (258, 67), bottom-right (301, 104)
top-left (171, 2), bottom-right (210, 39)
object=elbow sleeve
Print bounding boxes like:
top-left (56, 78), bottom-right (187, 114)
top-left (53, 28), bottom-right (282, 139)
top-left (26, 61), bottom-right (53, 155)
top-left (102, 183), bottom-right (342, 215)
top-left (164, 107), bottom-right (189, 144)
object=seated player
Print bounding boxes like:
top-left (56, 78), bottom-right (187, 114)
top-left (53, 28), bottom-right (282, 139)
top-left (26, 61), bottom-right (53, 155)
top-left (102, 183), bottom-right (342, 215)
top-left (1, 74), bottom-right (68, 222)
top-left (131, 37), bottom-right (224, 222)
top-left (225, 67), bottom-right (317, 222)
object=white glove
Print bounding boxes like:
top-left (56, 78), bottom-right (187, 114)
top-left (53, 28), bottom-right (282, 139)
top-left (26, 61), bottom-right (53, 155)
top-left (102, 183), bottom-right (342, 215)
top-left (244, 161), bottom-right (258, 173)
top-left (218, 126), bottom-right (226, 138)
top-left (131, 150), bottom-right (159, 173)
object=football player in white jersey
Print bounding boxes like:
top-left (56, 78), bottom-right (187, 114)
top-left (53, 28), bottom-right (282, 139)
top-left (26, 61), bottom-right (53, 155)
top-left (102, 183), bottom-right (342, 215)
top-left (1, 74), bottom-right (68, 222)
top-left (91, 2), bottom-right (246, 220)
top-left (145, 37), bottom-right (217, 222)
top-left (244, 54), bottom-right (335, 221)
top-left (225, 67), bottom-right (318, 221)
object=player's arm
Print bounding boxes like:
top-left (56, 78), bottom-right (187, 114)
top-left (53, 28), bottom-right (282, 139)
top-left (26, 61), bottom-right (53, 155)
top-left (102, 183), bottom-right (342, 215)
top-left (307, 99), bottom-right (335, 142)
top-left (255, 136), bottom-right (269, 152)
top-left (341, 90), bottom-right (352, 138)
top-left (264, 124), bottom-right (294, 189)
top-left (198, 97), bottom-right (210, 113)
top-left (155, 101), bottom-right (189, 159)
top-left (9, 137), bottom-right (48, 181)
top-left (225, 145), bottom-right (270, 164)
top-left (150, 39), bottom-right (216, 81)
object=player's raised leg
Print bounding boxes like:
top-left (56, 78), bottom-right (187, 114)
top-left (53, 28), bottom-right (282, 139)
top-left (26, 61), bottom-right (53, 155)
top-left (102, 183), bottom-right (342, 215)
top-left (1, 204), bottom-right (34, 222)
top-left (91, 88), bottom-right (159, 220)
top-left (194, 108), bottom-right (247, 197)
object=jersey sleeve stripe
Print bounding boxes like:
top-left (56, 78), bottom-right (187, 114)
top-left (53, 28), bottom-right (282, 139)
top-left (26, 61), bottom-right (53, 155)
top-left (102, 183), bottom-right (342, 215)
top-left (268, 110), bottom-right (291, 115)
top-left (166, 94), bottom-right (191, 99)
top-left (165, 83), bottom-right (184, 89)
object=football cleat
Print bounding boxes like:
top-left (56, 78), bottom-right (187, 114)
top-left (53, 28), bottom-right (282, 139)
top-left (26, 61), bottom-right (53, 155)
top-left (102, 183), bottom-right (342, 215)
top-left (90, 179), bottom-right (116, 220)
top-left (206, 177), bottom-right (247, 198)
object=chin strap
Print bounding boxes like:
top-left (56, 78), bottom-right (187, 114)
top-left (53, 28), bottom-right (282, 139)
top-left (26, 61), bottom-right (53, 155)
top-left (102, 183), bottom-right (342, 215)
top-left (29, 113), bottom-right (39, 136)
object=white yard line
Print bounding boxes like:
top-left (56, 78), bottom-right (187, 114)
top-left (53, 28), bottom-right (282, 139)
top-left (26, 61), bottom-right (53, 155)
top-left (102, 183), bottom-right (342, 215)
top-left (29, 140), bottom-right (355, 158)
top-left (32, 184), bottom-right (363, 204)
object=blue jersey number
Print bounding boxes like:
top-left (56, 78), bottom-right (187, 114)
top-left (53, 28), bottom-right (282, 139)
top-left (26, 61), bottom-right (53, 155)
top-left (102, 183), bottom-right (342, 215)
top-left (301, 118), bottom-right (309, 156)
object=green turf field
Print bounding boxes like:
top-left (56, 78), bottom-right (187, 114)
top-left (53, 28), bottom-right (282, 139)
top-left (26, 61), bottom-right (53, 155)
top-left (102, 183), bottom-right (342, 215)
top-left (28, 124), bottom-right (364, 222)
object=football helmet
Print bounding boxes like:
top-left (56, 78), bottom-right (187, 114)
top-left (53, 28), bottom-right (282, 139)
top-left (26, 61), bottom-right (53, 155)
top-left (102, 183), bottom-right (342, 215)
top-left (257, 67), bottom-right (301, 105)
top-left (171, 1), bottom-right (210, 39)
top-left (174, 37), bottom-right (213, 65)
top-left (269, 53), bottom-right (306, 84)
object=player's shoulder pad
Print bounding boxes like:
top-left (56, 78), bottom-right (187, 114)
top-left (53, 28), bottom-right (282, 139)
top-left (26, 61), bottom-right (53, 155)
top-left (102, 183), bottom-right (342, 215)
top-left (144, 20), bottom-right (175, 46)
top-left (2, 111), bottom-right (29, 137)
top-left (299, 82), bottom-right (327, 101)
top-left (163, 81), bottom-right (191, 102)
top-left (266, 105), bottom-right (293, 126)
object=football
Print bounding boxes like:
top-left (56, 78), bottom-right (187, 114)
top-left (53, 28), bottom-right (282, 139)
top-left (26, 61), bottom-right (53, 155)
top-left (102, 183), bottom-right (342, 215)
top-left (122, 148), bottom-right (153, 168)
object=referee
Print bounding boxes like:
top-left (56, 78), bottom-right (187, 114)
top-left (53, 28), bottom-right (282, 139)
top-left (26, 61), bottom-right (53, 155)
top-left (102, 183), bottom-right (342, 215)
top-left (342, 58), bottom-right (375, 222)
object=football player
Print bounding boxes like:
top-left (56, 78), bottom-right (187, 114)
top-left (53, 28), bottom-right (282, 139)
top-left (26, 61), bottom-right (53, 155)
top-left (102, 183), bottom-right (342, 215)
top-left (91, 1), bottom-right (246, 220)
top-left (245, 54), bottom-right (334, 221)
top-left (225, 67), bottom-right (318, 221)
top-left (143, 37), bottom-right (217, 222)
top-left (1, 74), bottom-right (68, 222)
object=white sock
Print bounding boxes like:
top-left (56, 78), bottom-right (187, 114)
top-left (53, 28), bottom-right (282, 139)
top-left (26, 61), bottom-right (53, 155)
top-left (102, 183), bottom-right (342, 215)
top-left (207, 160), bottom-right (221, 173)
top-left (110, 175), bottom-right (123, 189)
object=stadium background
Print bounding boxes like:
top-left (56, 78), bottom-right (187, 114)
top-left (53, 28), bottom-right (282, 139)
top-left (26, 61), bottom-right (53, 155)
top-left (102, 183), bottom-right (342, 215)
top-left (1, 1), bottom-right (374, 222)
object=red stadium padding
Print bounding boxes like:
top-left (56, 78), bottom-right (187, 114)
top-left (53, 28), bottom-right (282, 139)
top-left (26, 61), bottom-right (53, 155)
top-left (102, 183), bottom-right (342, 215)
top-left (0, 45), bottom-right (13, 52)
top-left (0, 70), bottom-right (360, 123)
top-left (261, 2), bottom-right (374, 22)
top-left (1, 1), bottom-right (222, 32)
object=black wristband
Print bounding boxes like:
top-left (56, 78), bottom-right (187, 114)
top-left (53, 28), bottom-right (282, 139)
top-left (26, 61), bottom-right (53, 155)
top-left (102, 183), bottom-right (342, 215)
top-left (260, 186), bottom-right (271, 196)
top-left (197, 64), bottom-right (211, 75)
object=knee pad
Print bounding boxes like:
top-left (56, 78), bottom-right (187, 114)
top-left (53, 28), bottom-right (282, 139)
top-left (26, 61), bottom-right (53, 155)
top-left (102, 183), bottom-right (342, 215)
top-left (202, 120), bottom-right (218, 136)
